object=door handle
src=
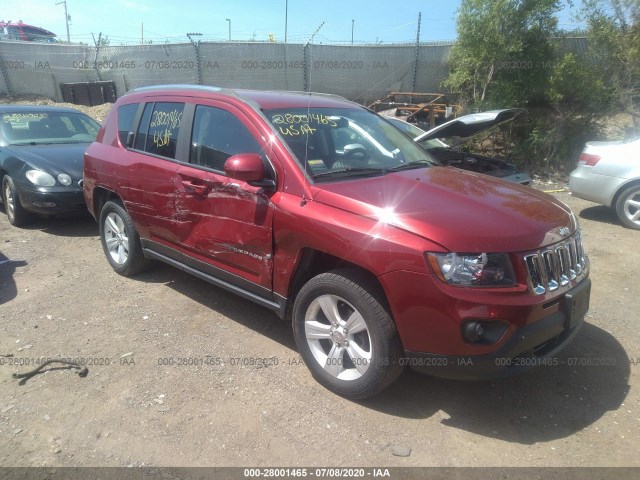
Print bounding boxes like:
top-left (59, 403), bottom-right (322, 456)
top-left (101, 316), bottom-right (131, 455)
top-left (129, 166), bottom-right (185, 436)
top-left (181, 180), bottom-right (209, 196)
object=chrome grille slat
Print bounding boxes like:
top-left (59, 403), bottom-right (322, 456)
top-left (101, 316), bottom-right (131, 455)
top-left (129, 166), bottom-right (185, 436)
top-left (542, 251), bottom-right (559, 291)
top-left (557, 246), bottom-right (570, 285)
top-left (524, 232), bottom-right (587, 295)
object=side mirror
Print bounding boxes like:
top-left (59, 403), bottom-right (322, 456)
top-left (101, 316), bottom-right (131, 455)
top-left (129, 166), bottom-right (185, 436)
top-left (224, 153), bottom-right (265, 183)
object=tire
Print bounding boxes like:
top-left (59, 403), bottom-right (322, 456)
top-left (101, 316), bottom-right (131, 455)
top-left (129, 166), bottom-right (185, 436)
top-left (292, 269), bottom-right (404, 399)
top-left (2, 175), bottom-right (31, 227)
top-left (99, 200), bottom-right (151, 276)
top-left (615, 184), bottom-right (640, 230)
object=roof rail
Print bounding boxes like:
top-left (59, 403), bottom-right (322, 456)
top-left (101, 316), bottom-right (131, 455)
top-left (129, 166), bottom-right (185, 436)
top-left (130, 84), bottom-right (237, 97)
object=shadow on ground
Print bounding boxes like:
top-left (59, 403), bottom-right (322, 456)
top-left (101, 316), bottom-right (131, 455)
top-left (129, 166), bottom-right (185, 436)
top-left (0, 205), bottom-right (96, 237)
top-left (0, 251), bottom-right (27, 304)
top-left (364, 321), bottom-right (629, 444)
top-left (133, 263), bottom-right (296, 350)
top-left (578, 205), bottom-right (623, 228)
top-left (129, 261), bottom-right (630, 445)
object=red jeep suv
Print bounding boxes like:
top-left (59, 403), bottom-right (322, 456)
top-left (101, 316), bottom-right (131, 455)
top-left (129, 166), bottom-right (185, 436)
top-left (84, 85), bottom-right (591, 399)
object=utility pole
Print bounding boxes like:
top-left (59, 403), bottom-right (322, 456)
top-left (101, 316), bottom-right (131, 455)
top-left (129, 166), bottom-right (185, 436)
top-left (56, 0), bottom-right (70, 43)
top-left (351, 19), bottom-right (354, 45)
top-left (285, 0), bottom-right (288, 43)
top-left (226, 18), bottom-right (231, 41)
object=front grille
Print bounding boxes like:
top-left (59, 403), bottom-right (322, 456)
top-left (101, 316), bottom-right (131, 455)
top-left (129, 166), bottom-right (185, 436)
top-left (524, 231), bottom-right (586, 295)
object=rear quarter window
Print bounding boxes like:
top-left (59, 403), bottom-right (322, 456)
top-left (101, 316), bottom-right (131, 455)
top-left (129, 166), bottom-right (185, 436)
top-left (117, 103), bottom-right (139, 146)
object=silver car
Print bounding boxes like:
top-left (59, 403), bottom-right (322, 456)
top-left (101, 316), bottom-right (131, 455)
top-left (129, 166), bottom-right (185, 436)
top-left (569, 138), bottom-right (640, 230)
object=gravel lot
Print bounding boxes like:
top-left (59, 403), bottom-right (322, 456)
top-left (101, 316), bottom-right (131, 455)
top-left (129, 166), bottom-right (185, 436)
top-left (0, 104), bottom-right (638, 468)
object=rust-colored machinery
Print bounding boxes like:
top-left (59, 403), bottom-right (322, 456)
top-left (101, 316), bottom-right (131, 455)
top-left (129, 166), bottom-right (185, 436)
top-left (368, 92), bottom-right (462, 128)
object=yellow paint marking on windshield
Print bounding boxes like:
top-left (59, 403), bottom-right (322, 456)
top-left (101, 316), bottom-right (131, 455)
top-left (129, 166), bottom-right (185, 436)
top-left (278, 124), bottom-right (318, 137)
top-left (271, 113), bottom-right (337, 127)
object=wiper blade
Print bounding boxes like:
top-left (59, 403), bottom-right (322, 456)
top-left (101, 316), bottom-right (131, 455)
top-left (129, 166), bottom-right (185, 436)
top-left (11, 140), bottom-right (71, 146)
top-left (312, 167), bottom-right (386, 179)
top-left (386, 159), bottom-right (434, 172)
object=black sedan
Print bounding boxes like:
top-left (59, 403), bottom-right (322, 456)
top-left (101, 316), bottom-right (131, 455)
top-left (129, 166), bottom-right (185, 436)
top-left (0, 105), bottom-right (100, 226)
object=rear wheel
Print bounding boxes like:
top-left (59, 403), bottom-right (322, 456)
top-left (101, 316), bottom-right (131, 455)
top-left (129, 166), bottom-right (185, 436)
top-left (292, 269), bottom-right (404, 399)
top-left (615, 184), bottom-right (640, 230)
top-left (2, 175), bottom-right (31, 227)
top-left (99, 200), bottom-right (151, 275)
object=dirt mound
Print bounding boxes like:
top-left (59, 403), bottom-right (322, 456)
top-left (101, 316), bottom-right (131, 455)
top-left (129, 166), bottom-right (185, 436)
top-left (0, 94), bottom-right (113, 123)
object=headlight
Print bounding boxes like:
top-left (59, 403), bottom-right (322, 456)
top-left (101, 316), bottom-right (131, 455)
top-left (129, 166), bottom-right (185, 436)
top-left (427, 252), bottom-right (516, 287)
top-left (26, 170), bottom-right (56, 187)
top-left (57, 173), bottom-right (72, 186)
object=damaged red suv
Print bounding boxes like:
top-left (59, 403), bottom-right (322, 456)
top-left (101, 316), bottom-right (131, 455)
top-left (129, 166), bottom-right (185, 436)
top-left (84, 85), bottom-right (590, 399)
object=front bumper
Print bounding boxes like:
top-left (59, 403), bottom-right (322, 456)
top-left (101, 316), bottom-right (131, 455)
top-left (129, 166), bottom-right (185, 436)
top-left (405, 279), bottom-right (591, 380)
top-left (17, 185), bottom-right (88, 216)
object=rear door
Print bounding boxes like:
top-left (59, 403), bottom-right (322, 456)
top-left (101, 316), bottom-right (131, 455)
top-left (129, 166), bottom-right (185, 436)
top-left (117, 100), bottom-right (187, 247)
top-left (175, 102), bottom-right (276, 292)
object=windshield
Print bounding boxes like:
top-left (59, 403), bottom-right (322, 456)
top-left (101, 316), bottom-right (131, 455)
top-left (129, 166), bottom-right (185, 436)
top-left (1, 111), bottom-right (100, 146)
top-left (263, 107), bottom-right (437, 181)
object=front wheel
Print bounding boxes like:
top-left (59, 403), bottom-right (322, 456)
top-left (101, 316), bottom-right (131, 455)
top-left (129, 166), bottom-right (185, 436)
top-left (615, 184), bottom-right (640, 230)
top-left (2, 175), bottom-right (31, 227)
top-left (99, 200), bottom-right (151, 275)
top-left (292, 269), bottom-right (404, 399)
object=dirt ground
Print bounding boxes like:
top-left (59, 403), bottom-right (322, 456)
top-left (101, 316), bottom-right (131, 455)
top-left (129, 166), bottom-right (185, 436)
top-left (0, 96), bottom-right (638, 469)
top-left (0, 184), bottom-right (638, 469)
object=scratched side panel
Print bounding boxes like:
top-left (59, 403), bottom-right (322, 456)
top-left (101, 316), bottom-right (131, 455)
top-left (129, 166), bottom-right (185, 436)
top-left (175, 165), bottom-right (274, 289)
top-left (118, 149), bottom-right (180, 244)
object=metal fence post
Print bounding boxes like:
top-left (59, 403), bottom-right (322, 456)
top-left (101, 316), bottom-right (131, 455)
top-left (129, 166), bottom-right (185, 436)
top-left (187, 33), bottom-right (203, 85)
top-left (0, 57), bottom-right (12, 96)
top-left (193, 40), bottom-right (202, 85)
top-left (303, 43), bottom-right (309, 92)
top-left (0, 44), bottom-right (13, 96)
top-left (93, 33), bottom-right (103, 81)
top-left (411, 11), bottom-right (422, 98)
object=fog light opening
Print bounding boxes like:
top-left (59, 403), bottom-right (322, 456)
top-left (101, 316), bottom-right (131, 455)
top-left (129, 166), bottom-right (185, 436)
top-left (463, 321), bottom-right (485, 343)
top-left (462, 320), bottom-right (509, 345)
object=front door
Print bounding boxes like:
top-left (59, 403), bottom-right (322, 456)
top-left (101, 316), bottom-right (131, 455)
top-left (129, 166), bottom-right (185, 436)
top-left (175, 102), bottom-right (275, 292)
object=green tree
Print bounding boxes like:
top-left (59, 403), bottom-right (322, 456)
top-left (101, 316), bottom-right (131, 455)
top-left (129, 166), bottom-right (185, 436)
top-left (444, 0), bottom-right (563, 109)
top-left (443, 0), bottom-right (634, 174)
top-left (581, 0), bottom-right (640, 134)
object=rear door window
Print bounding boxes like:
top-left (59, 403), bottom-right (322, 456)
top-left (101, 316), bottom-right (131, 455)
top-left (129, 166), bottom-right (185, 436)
top-left (142, 102), bottom-right (185, 159)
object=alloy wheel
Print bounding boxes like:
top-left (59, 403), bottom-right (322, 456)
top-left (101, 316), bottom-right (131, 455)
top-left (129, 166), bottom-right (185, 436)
top-left (103, 212), bottom-right (130, 265)
top-left (4, 181), bottom-right (15, 223)
top-left (304, 294), bottom-right (372, 381)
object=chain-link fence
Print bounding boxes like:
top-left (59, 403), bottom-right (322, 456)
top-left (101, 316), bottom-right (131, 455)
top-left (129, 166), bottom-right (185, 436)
top-left (0, 38), bottom-right (587, 106)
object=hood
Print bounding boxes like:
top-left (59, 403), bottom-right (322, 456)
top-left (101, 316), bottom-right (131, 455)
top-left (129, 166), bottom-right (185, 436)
top-left (312, 166), bottom-right (574, 253)
top-left (7, 143), bottom-right (88, 179)
top-left (414, 109), bottom-right (526, 146)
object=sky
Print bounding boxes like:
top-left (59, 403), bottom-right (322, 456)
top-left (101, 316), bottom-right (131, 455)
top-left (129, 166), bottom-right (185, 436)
top-left (2, 0), bottom-right (584, 45)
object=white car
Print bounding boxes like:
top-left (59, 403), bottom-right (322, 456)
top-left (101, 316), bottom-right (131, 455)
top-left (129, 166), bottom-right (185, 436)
top-left (569, 138), bottom-right (640, 230)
